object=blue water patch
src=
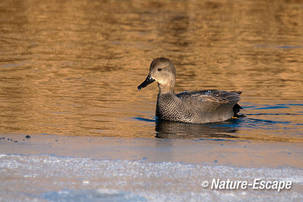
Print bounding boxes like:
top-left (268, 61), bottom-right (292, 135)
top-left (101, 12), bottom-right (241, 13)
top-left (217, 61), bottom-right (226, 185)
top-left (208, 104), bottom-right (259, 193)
top-left (241, 103), bottom-right (303, 129)
top-left (247, 118), bottom-right (290, 124)
top-left (255, 104), bottom-right (289, 110)
top-left (238, 103), bottom-right (303, 111)
top-left (40, 133), bottom-right (53, 136)
top-left (0, 62), bottom-right (27, 68)
top-left (194, 138), bottom-right (237, 142)
top-left (208, 119), bottom-right (241, 128)
top-left (242, 105), bottom-right (257, 109)
top-left (133, 117), bottom-right (155, 122)
top-left (246, 103), bottom-right (303, 110)
top-left (211, 116), bottom-right (292, 131)
top-left (278, 45), bottom-right (302, 49)
top-left (255, 44), bottom-right (302, 49)
top-left (246, 113), bottom-right (303, 116)
top-left (41, 189), bottom-right (147, 202)
top-left (288, 104), bottom-right (303, 106)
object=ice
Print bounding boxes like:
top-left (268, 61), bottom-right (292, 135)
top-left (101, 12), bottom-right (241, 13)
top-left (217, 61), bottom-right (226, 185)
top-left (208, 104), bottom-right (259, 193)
top-left (41, 189), bottom-right (146, 202)
top-left (0, 135), bottom-right (302, 201)
top-left (0, 154), bottom-right (302, 202)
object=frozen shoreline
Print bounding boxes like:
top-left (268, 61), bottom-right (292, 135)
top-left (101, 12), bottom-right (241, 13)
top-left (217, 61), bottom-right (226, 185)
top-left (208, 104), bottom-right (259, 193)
top-left (0, 134), bottom-right (303, 201)
top-left (0, 134), bottom-right (302, 167)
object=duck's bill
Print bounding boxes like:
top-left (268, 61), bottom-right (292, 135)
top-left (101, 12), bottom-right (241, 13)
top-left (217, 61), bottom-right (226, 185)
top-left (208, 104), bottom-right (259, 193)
top-left (137, 75), bottom-right (155, 90)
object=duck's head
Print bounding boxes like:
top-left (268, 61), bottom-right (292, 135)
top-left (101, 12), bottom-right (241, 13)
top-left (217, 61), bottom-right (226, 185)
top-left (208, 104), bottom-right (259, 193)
top-left (137, 57), bottom-right (176, 93)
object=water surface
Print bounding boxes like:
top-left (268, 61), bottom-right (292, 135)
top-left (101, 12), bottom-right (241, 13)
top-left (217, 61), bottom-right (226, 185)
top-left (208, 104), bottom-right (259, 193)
top-left (0, 0), bottom-right (303, 141)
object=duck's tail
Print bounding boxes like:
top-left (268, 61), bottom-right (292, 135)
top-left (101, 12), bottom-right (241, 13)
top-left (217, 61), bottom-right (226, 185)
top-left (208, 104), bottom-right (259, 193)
top-left (233, 103), bottom-right (243, 118)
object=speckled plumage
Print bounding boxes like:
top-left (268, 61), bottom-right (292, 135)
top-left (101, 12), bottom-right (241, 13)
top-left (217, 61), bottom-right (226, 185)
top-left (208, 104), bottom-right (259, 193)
top-left (138, 58), bottom-right (242, 124)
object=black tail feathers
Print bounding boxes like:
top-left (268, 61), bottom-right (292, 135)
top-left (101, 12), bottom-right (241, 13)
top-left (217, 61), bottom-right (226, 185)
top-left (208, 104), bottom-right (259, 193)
top-left (233, 103), bottom-right (242, 117)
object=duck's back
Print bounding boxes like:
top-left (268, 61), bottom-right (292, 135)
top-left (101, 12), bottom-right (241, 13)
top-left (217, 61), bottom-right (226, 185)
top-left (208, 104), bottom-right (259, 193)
top-left (178, 90), bottom-right (241, 123)
top-left (177, 90), bottom-right (240, 108)
top-left (156, 90), bottom-right (241, 123)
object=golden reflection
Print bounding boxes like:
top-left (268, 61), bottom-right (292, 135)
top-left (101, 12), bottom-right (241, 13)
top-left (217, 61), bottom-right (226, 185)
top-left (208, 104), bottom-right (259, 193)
top-left (0, 0), bottom-right (302, 141)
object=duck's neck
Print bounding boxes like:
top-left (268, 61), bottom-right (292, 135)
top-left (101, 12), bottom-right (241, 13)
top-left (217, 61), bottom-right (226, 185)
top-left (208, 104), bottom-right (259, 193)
top-left (158, 83), bottom-right (174, 94)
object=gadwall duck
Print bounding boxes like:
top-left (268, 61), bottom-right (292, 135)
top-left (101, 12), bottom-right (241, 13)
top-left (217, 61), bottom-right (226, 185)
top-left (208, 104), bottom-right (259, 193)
top-left (137, 58), bottom-right (242, 124)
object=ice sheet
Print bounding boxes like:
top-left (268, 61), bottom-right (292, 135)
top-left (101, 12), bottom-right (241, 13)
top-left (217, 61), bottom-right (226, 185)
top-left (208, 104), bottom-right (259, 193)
top-left (0, 153), bottom-right (302, 202)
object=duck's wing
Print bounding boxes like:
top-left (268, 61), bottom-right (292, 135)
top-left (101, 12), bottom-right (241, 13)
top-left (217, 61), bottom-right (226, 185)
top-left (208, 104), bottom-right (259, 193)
top-left (176, 90), bottom-right (241, 110)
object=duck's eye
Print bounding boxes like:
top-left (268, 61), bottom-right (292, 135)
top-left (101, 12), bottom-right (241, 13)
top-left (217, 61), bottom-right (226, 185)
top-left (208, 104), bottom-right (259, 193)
top-left (157, 68), bottom-right (162, 71)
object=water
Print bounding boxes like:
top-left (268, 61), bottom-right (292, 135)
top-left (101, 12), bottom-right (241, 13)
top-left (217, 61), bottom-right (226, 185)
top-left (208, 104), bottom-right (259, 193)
top-left (0, 0), bottom-right (302, 201)
top-left (0, 0), bottom-right (302, 140)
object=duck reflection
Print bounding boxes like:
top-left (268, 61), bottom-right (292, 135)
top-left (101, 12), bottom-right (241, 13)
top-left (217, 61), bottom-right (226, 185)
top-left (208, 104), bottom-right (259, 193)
top-left (155, 119), bottom-right (239, 139)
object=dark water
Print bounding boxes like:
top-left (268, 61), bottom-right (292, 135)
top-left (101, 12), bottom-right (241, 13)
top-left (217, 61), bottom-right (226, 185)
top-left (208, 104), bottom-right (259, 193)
top-left (0, 0), bottom-right (303, 142)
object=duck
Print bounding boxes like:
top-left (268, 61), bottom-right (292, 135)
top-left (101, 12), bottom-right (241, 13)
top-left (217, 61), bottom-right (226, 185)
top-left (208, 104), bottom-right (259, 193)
top-left (137, 57), bottom-right (242, 124)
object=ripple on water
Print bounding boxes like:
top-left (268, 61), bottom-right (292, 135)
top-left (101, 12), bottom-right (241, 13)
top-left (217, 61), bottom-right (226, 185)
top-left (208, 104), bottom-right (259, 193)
top-left (135, 103), bottom-right (303, 142)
